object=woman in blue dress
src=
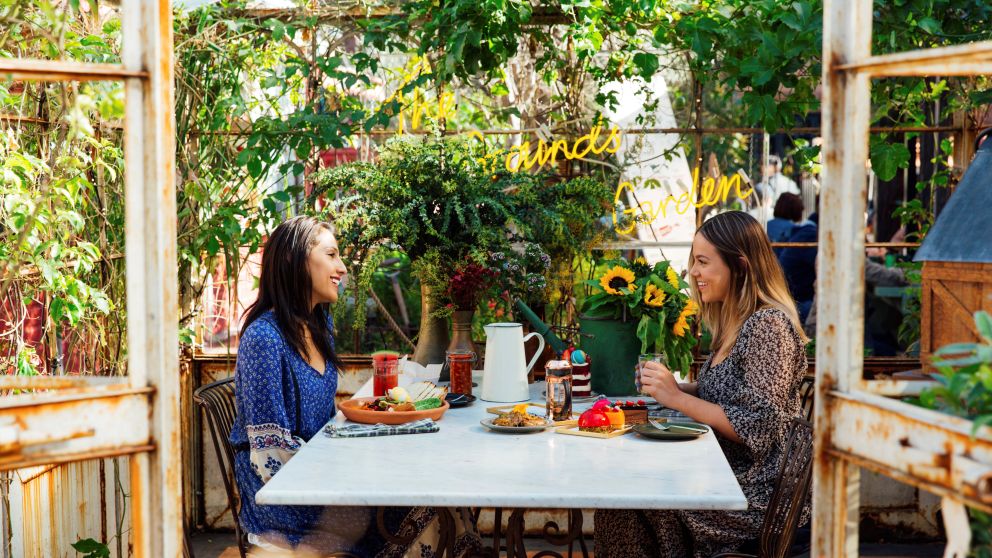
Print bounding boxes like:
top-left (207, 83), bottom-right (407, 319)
top-left (229, 216), bottom-right (481, 556)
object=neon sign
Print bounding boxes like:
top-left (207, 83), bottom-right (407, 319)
top-left (613, 169), bottom-right (754, 234)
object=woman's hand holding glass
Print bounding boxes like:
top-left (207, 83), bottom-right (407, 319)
top-left (639, 360), bottom-right (684, 408)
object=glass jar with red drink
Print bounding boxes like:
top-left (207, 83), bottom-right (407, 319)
top-left (372, 352), bottom-right (400, 397)
top-left (446, 350), bottom-right (476, 395)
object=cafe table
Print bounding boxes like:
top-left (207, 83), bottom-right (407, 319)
top-left (256, 380), bottom-right (747, 557)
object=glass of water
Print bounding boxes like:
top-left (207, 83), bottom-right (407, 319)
top-left (636, 353), bottom-right (666, 395)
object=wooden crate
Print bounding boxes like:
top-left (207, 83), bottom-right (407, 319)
top-left (920, 260), bottom-right (992, 373)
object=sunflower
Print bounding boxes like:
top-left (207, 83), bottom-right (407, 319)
top-left (666, 266), bottom-right (680, 290)
top-left (599, 266), bottom-right (637, 295)
top-left (635, 256), bottom-right (648, 266)
top-left (644, 283), bottom-right (666, 307)
top-left (681, 299), bottom-right (698, 317)
top-left (673, 315), bottom-right (690, 337)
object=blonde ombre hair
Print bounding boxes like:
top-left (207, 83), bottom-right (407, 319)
top-left (690, 211), bottom-right (808, 358)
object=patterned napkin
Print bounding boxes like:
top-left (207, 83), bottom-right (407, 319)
top-left (323, 418), bottom-right (439, 438)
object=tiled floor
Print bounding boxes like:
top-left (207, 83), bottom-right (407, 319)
top-left (189, 530), bottom-right (946, 557)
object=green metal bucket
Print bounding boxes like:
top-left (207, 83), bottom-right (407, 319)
top-left (579, 314), bottom-right (641, 396)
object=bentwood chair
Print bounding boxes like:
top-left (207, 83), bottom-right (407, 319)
top-left (799, 376), bottom-right (816, 422)
top-left (194, 377), bottom-right (250, 558)
top-left (195, 377), bottom-right (363, 558)
top-left (711, 417), bottom-right (815, 558)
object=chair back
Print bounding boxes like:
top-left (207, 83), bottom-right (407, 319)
top-left (798, 375), bottom-right (815, 422)
top-left (193, 377), bottom-right (248, 558)
top-left (758, 417), bottom-right (814, 558)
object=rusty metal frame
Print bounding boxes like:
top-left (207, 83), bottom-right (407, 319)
top-left (0, 1), bottom-right (180, 556)
top-left (816, 2), bottom-right (992, 556)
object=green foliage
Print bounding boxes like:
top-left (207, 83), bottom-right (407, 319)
top-left (896, 262), bottom-right (923, 352)
top-left (1, 4), bottom-right (126, 374)
top-left (915, 311), bottom-right (992, 426)
top-left (364, 0), bottom-right (531, 83)
top-left (312, 132), bottom-right (518, 328)
top-left (173, 2), bottom-right (310, 329)
top-left (912, 311), bottom-right (992, 557)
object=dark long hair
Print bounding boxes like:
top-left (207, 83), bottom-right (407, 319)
top-left (690, 211), bottom-right (807, 356)
top-left (241, 216), bottom-right (342, 369)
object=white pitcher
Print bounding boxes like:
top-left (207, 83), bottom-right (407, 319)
top-left (481, 322), bottom-right (545, 402)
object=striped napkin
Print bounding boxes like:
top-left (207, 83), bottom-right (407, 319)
top-left (323, 418), bottom-right (439, 438)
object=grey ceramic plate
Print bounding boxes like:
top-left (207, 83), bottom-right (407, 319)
top-left (633, 422), bottom-right (709, 441)
top-left (480, 417), bottom-right (554, 434)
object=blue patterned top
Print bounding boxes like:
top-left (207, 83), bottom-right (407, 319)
top-left (229, 309), bottom-right (338, 545)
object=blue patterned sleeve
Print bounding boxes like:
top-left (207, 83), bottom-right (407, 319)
top-left (236, 322), bottom-right (303, 483)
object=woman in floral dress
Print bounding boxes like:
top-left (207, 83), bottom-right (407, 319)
top-left (595, 211), bottom-right (809, 557)
top-left (229, 216), bottom-right (481, 556)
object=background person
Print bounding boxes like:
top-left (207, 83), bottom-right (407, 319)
top-left (766, 192), bottom-right (804, 255)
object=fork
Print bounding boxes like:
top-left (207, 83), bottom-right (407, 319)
top-left (648, 419), bottom-right (708, 434)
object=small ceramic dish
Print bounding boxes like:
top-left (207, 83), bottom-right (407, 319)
top-left (445, 393), bottom-right (477, 408)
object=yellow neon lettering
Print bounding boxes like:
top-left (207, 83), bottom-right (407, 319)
top-left (570, 129), bottom-right (595, 160)
top-left (613, 181), bottom-right (640, 235)
top-left (601, 127), bottom-right (622, 154)
top-left (522, 141), bottom-right (551, 170)
top-left (506, 144), bottom-right (527, 172)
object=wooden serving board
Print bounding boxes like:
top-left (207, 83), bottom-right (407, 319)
top-left (554, 422), bottom-right (632, 438)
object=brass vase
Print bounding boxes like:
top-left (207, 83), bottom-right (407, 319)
top-left (447, 310), bottom-right (478, 356)
top-left (440, 310), bottom-right (477, 383)
top-left (411, 282), bottom-right (450, 367)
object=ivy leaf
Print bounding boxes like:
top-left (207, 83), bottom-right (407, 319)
top-left (869, 139), bottom-right (910, 181)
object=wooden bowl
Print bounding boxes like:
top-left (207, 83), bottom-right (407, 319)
top-left (338, 397), bottom-right (450, 425)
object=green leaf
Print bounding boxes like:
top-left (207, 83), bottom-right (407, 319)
top-left (71, 538), bottom-right (110, 558)
top-left (917, 17), bottom-right (941, 34)
top-left (970, 415), bottom-right (992, 438)
top-left (935, 343), bottom-right (979, 355)
top-left (632, 52), bottom-right (659, 79)
top-left (869, 139), bottom-right (910, 181)
top-left (976, 311), bottom-right (992, 342)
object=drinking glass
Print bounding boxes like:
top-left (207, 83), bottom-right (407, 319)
top-left (373, 359), bottom-right (399, 397)
top-left (636, 353), bottom-right (666, 395)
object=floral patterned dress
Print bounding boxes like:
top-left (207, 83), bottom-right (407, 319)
top-left (230, 309), bottom-right (386, 552)
top-left (594, 308), bottom-right (808, 558)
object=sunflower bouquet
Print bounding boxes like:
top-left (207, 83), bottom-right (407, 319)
top-left (581, 257), bottom-right (698, 375)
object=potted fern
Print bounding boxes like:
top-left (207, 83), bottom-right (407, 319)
top-left (312, 131), bottom-right (515, 364)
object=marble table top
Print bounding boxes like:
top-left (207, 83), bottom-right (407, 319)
top-left (256, 382), bottom-right (747, 510)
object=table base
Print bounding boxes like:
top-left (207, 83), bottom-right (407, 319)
top-left (489, 508), bottom-right (590, 558)
top-left (375, 507), bottom-right (589, 558)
